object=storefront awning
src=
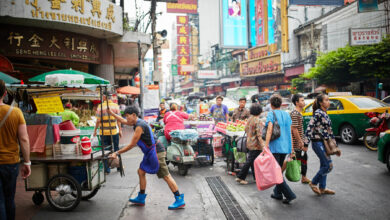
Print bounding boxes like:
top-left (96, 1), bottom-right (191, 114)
top-left (285, 65), bottom-right (304, 78)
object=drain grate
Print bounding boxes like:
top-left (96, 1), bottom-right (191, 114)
top-left (205, 176), bottom-right (249, 220)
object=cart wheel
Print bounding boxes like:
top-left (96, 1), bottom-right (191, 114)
top-left (45, 174), bottom-right (82, 211)
top-left (81, 187), bottom-right (100, 201)
top-left (178, 164), bottom-right (189, 176)
top-left (32, 192), bottom-right (44, 205)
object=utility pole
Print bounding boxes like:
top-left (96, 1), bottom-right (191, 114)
top-left (310, 23), bottom-right (316, 93)
top-left (150, 0), bottom-right (159, 93)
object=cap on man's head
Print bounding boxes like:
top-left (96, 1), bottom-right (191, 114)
top-left (65, 103), bottom-right (72, 108)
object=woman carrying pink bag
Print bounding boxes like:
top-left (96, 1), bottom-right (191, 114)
top-left (264, 95), bottom-right (296, 204)
top-left (254, 147), bottom-right (283, 190)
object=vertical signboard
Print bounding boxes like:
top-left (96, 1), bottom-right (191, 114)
top-left (358, 0), bottom-right (378, 13)
top-left (177, 15), bottom-right (191, 75)
top-left (220, 0), bottom-right (248, 48)
top-left (249, 0), bottom-right (257, 46)
top-left (256, 0), bottom-right (266, 45)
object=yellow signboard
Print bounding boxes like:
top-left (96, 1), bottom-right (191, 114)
top-left (34, 96), bottom-right (64, 114)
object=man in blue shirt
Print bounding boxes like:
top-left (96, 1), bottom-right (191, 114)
top-left (210, 96), bottom-right (229, 123)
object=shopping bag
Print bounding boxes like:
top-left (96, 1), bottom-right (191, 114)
top-left (254, 147), bottom-right (283, 191)
top-left (90, 135), bottom-right (99, 147)
top-left (285, 157), bottom-right (301, 182)
top-left (233, 147), bottom-right (246, 163)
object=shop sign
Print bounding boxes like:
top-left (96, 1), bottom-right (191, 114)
top-left (33, 96), bottom-right (64, 114)
top-left (247, 44), bottom-right (277, 60)
top-left (240, 54), bottom-right (281, 77)
top-left (1, 25), bottom-right (100, 63)
top-left (256, 75), bottom-right (287, 86)
top-left (167, 0), bottom-right (197, 14)
top-left (198, 70), bottom-right (218, 79)
top-left (0, 0), bottom-right (123, 35)
top-left (171, 64), bottom-right (178, 76)
top-left (350, 28), bottom-right (382, 46)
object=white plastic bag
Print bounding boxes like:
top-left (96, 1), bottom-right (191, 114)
top-left (90, 135), bottom-right (99, 147)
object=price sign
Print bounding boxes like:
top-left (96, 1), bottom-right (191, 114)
top-left (34, 96), bottom-right (64, 114)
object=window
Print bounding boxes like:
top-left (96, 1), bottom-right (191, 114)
top-left (348, 97), bottom-right (390, 108)
top-left (328, 99), bottom-right (344, 111)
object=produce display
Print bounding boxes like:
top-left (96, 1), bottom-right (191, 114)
top-left (74, 109), bottom-right (96, 127)
top-left (188, 114), bottom-right (213, 121)
top-left (217, 120), bottom-right (247, 132)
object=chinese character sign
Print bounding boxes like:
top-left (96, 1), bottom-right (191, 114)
top-left (177, 26), bottom-right (189, 35)
top-left (167, 0), bottom-right (197, 14)
top-left (177, 16), bottom-right (189, 25)
top-left (176, 15), bottom-right (191, 75)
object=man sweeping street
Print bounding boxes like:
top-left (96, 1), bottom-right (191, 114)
top-left (107, 106), bottom-right (185, 210)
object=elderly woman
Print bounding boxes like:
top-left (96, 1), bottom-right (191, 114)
top-left (265, 94), bottom-right (296, 204)
top-left (235, 103), bottom-right (264, 185)
top-left (163, 103), bottom-right (190, 142)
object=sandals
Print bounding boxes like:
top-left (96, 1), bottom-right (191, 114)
top-left (309, 182), bottom-right (321, 195)
top-left (320, 188), bottom-right (335, 195)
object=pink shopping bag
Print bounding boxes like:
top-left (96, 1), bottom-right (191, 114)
top-left (254, 147), bottom-right (283, 191)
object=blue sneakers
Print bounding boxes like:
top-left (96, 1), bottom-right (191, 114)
top-left (168, 194), bottom-right (185, 210)
top-left (129, 192), bottom-right (147, 206)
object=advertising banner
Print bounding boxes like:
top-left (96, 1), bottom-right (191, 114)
top-left (350, 28), bottom-right (382, 45)
top-left (267, 0), bottom-right (282, 51)
top-left (358, 0), bottom-right (378, 13)
top-left (167, 0), bottom-right (198, 14)
top-left (198, 70), bottom-right (218, 79)
top-left (220, 0), bottom-right (248, 48)
top-left (256, 0), bottom-right (266, 45)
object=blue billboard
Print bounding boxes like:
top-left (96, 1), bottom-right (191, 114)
top-left (220, 0), bottom-right (248, 48)
top-left (358, 0), bottom-right (378, 13)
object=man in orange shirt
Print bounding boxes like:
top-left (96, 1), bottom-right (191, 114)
top-left (0, 80), bottom-right (31, 220)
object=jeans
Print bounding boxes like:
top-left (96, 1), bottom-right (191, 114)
top-left (272, 153), bottom-right (296, 201)
top-left (311, 141), bottom-right (333, 189)
top-left (101, 134), bottom-right (120, 173)
top-left (295, 149), bottom-right (308, 176)
top-left (237, 150), bottom-right (261, 181)
top-left (0, 164), bottom-right (19, 220)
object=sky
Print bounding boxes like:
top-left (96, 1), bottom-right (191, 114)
top-left (124, 0), bottom-right (178, 95)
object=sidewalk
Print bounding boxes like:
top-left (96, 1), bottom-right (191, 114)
top-left (15, 126), bottom-right (135, 220)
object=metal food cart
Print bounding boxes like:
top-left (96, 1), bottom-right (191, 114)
top-left (8, 84), bottom-right (122, 211)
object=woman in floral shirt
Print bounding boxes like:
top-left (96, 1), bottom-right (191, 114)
top-left (235, 103), bottom-right (264, 185)
top-left (304, 94), bottom-right (340, 196)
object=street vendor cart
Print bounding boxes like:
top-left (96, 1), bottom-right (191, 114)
top-left (215, 122), bottom-right (247, 173)
top-left (8, 84), bottom-right (122, 211)
top-left (184, 120), bottom-right (215, 165)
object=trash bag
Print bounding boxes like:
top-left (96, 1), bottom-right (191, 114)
top-left (254, 147), bottom-right (283, 191)
top-left (285, 157), bottom-right (301, 182)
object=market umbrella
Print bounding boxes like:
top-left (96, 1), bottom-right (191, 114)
top-left (29, 69), bottom-right (110, 85)
top-left (117, 86), bottom-right (140, 95)
top-left (0, 71), bottom-right (20, 84)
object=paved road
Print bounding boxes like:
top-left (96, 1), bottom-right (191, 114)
top-left (19, 140), bottom-right (390, 220)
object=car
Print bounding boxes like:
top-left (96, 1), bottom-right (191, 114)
top-left (377, 130), bottom-right (390, 172)
top-left (302, 96), bottom-right (390, 144)
top-left (382, 96), bottom-right (390, 104)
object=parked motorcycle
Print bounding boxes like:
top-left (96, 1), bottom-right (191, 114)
top-left (151, 123), bottom-right (196, 176)
top-left (363, 111), bottom-right (390, 151)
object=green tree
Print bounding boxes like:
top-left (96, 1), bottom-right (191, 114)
top-left (291, 76), bottom-right (308, 93)
top-left (306, 37), bottom-right (390, 85)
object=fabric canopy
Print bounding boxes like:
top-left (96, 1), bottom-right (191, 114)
top-left (117, 86), bottom-right (140, 95)
top-left (0, 71), bottom-right (20, 84)
top-left (29, 69), bottom-right (110, 85)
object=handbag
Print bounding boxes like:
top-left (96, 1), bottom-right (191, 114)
top-left (262, 111), bottom-right (281, 141)
top-left (321, 127), bottom-right (341, 156)
top-left (233, 147), bottom-right (247, 163)
top-left (323, 138), bottom-right (341, 156)
top-left (254, 147), bottom-right (283, 191)
top-left (235, 132), bottom-right (248, 153)
top-left (285, 157), bottom-right (301, 182)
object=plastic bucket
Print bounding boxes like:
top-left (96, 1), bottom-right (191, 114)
top-left (81, 137), bottom-right (92, 155)
top-left (60, 129), bottom-right (80, 145)
top-left (59, 120), bottom-right (77, 130)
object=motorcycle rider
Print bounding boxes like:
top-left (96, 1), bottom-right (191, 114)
top-left (163, 103), bottom-right (192, 142)
top-left (108, 106), bottom-right (186, 210)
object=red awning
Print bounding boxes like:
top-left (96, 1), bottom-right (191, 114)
top-left (117, 86), bottom-right (140, 95)
top-left (285, 65), bottom-right (304, 77)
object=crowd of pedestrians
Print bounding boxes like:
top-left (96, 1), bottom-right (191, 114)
top-left (235, 93), bottom-right (340, 204)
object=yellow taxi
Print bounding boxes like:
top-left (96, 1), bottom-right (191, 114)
top-left (302, 96), bottom-right (390, 144)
